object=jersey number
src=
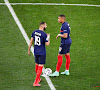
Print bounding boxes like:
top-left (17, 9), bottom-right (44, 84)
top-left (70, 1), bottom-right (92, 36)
top-left (35, 36), bottom-right (41, 46)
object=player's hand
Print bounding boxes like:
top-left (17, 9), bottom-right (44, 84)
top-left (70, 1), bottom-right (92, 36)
top-left (56, 34), bottom-right (60, 40)
top-left (28, 50), bottom-right (31, 56)
top-left (47, 33), bottom-right (50, 41)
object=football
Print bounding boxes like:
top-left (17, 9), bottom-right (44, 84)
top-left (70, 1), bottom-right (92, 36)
top-left (44, 68), bottom-right (52, 76)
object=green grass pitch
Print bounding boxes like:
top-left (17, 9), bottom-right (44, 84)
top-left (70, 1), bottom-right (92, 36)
top-left (0, 0), bottom-right (100, 90)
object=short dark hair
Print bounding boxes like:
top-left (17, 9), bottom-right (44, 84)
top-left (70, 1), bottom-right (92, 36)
top-left (39, 21), bottom-right (46, 25)
top-left (59, 14), bottom-right (66, 18)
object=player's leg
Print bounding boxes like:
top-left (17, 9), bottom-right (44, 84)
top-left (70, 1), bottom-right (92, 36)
top-left (61, 44), bottom-right (71, 75)
top-left (56, 54), bottom-right (63, 72)
top-left (61, 53), bottom-right (70, 75)
top-left (33, 64), bottom-right (43, 86)
top-left (33, 55), bottom-right (41, 86)
top-left (33, 55), bottom-right (45, 86)
top-left (65, 53), bottom-right (71, 71)
top-left (49, 54), bottom-right (63, 76)
top-left (35, 63), bottom-right (41, 83)
top-left (49, 45), bottom-right (64, 77)
top-left (35, 56), bottom-right (41, 80)
top-left (35, 55), bottom-right (39, 74)
top-left (35, 63), bottom-right (39, 74)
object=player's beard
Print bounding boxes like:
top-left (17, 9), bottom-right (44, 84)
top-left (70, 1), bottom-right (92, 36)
top-left (43, 27), bottom-right (46, 31)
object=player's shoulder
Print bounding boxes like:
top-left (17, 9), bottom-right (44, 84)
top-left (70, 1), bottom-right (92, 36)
top-left (42, 31), bottom-right (47, 35)
top-left (34, 29), bottom-right (40, 32)
top-left (38, 30), bottom-right (46, 35)
top-left (31, 30), bottom-right (38, 37)
top-left (42, 32), bottom-right (47, 38)
top-left (61, 22), bottom-right (68, 29)
top-left (63, 22), bottom-right (69, 26)
top-left (32, 29), bottom-right (38, 33)
top-left (32, 29), bottom-right (46, 36)
top-left (33, 29), bottom-right (43, 34)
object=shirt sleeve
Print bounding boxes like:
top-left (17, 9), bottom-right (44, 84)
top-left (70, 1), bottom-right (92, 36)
top-left (31, 31), bottom-right (35, 38)
top-left (44, 34), bottom-right (48, 42)
top-left (62, 25), bottom-right (68, 33)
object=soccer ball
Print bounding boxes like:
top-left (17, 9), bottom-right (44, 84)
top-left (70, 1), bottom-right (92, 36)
top-left (44, 68), bottom-right (52, 76)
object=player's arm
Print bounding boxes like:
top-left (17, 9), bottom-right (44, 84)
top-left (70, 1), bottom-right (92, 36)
top-left (46, 41), bottom-right (50, 46)
top-left (28, 37), bottom-right (34, 55)
top-left (56, 33), bottom-right (68, 39)
top-left (45, 33), bottom-right (50, 46)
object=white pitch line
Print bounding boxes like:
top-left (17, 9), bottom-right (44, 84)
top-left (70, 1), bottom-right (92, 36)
top-left (0, 2), bottom-right (100, 7)
top-left (4, 0), bottom-right (56, 90)
top-left (0, 3), bottom-right (6, 5)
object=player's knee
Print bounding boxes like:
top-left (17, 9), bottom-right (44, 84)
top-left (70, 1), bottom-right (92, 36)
top-left (39, 64), bottom-right (44, 66)
top-left (58, 54), bottom-right (63, 56)
top-left (66, 53), bottom-right (70, 55)
top-left (35, 63), bottom-right (39, 65)
top-left (58, 55), bottom-right (63, 58)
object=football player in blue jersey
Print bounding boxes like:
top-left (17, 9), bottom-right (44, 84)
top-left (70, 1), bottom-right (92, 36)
top-left (28, 21), bottom-right (50, 86)
top-left (49, 15), bottom-right (72, 77)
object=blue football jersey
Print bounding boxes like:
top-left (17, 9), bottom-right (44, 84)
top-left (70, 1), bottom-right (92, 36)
top-left (60, 22), bottom-right (72, 44)
top-left (31, 29), bottom-right (48, 55)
